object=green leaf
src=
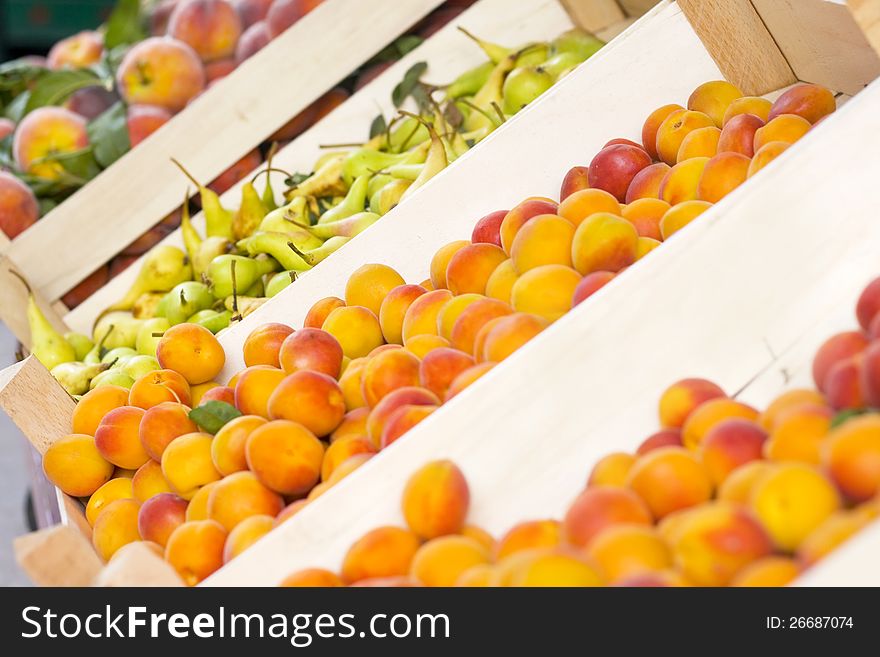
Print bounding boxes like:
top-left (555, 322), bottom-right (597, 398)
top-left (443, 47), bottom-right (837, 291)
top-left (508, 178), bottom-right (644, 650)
top-left (369, 113), bottom-right (387, 139)
top-left (5, 91), bottom-right (30, 122)
top-left (104, 0), bottom-right (147, 50)
top-left (392, 61), bottom-right (428, 107)
top-left (88, 101), bottom-right (131, 168)
top-left (55, 147), bottom-right (101, 181)
top-left (394, 35), bottom-right (424, 58)
top-left (830, 408), bottom-right (870, 429)
top-left (189, 401), bottom-right (243, 434)
top-left (25, 70), bottom-right (104, 115)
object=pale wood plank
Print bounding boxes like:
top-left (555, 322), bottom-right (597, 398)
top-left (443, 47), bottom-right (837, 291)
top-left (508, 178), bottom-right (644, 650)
top-left (559, 0), bottom-right (625, 31)
top-left (849, 0), bottom-right (880, 56)
top-left (0, 256), bottom-right (67, 346)
top-left (677, 0), bottom-right (796, 94)
top-left (619, 0), bottom-right (660, 17)
top-left (95, 543), bottom-right (185, 587)
top-left (14, 525), bottom-right (102, 587)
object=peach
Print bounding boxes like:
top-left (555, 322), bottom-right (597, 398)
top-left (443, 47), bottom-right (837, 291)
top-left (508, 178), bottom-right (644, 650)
top-left (429, 241), bottom-right (470, 289)
top-left (242, 323), bottom-right (294, 368)
top-left (85, 478), bottom-right (134, 526)
top-left (659, 199), bottom-right (711, 239)
top-left (636, 429), bottom-right (683, 455)
top-left (687, 80), bottom-right (743, 127)
top-left (641, 103), bottom-right (684, 160)
top-left (0, 171), bottom-right (39, 238)
top-left (588, 144), bottom-right (652, 202)
top-left (168, 0), bottom-right (242, 62)
top-left (506, 549), bottom-right (604, 587)
top-left (747, 140), bottom-right (789, 177)
top-left (342, 526), bottom-right (421, 583)
top-left (500, 199), bottom-right (560, 252)
top-left (749, 463), bottom-right (840, 551)
top-left (165, 520), bottom-right (227, 585)
top-left (765, 403), bottom-right (832, 464)
top-left (277, 327), bottom-right (343, 379)
top-left (768, 83), bottom-right (836, 124)
top-left (571, 212), bottom-right (638, 276)
top-left (697, 151), bottom-right (750, 203)
top-left (627, 447), bottom-right (713, 519)
top-left (722, 96), bottom-right (772, 125)
top-left (718, 461), bottom-right (773, 505)
top-left (207, 471), bottom-right (284, 530)
top-left (700, 418), bottom-right (767, 485)
top-left (132, 459), bottom-right (173, 501)
top-left (156, 323), bottom-right (225, 385)
top-left (676, 126), bottom-right (720, 161)
top-left (234, 365), bottom-right (286, 418)
top-left (204, 57), bottom-right (236, 82)
top-left (824, 356), bottom-right (866, 410)
top-left (379, 284), bottom-right (426, 345)
top-left (223, 514), bottom-right (274, 562)
top-left (47, 30), bottom-right (103, 69)
top-left (571, 270), bottom-right (615, 306)
top-left (126, 104), bottom-right (172, 148)
top-left (753, 113), bottom-right (811, 151)
top-left (411, 535), bottom-right (490, 587)
top-left (345, 264), bottom-right (405, 317)
top-left (731, 556), bottom-right (800, 586)
top-left (510, 214), bottom-right (575, 272)
top-left (233, 0), bottom-right (273, 27)
top-left (211, 414), bottom-right (266, 475)
top-left (659, 156), bottom-right (709, 204)
top-left (266, 0), bottom-right (323, 38)
top-left (812, 330), bottom-right (868, 390)
top-left (758, 388), bottom-right (826, 431)
top-left (280, 568), bottom-right (343, 587)
top-left (128, 369), bottom-right (192, 409)
top-left (322, 306), bottom-right (385, 359)
top-left (338, 358), bottom-right (368, 410)
top-left (587, 525), bottom-right (672, 583)
top-left (419, 348), bottom-right (474, 399)
top-left (445, 243), bottom-right (508, 296)
top-left (304, 296), bottom-right (345, 329)
top-left (401, 289), bottom-right (454, 344)
top-left (60, 265), bottom-right (110, 309)
top-left (681, 397), bottom-right (758, 450)
top-left (861, 341), bottom-right (880, 406)
top-left (72, 385), bottom-right (130, 436)
top-left (587, 452), bottom-right (636, 488)
top-left (656, 110), bottom-right (714, 165)
top-left (624, 162), bottom-right (670, 203)
top-left (481, 312), bottom-right (548, 362)
top-left (65, 84), bottom-right (117, 118)
top-left (245, 419), bottom-right (324, 495)
top-left (560, 165), bottom-right (590, 200)
top-left (658, 378), bottom-right (726, 429)
top-left (92, 499), bottom-right (142, 562)
top-left (161, 432), bottom-right (220, 500)
top-left (331, 408), bottom-right (369, 442)
top-left (495, 520), bottom-right (562, 560)
top-left (321, 436), bottom-right (376, 480)
top-left (116, 37), bottom-right (206, 111)
top-left (137, 492), bottom-right (188, 547)
top-left (445, 362), bottom-right (494, 401)
top-left (856, 276), bottom-right (880, 330)
top-left (235, 19), bottom-right (271, 62)
top-left (563, 486), bottom-right (652, 548)
top-left (471, 209), bottom-right (507, 247)
top-left (138, 401), bottom-right (198, 461)
top-left (556, 188), bottom-right (620, 228)
top-left (621, 198), bottom-right (669, 241)
top-left (94, 406), bottom-right (150, 469)
top-left (401, 459), bottom-right (469, 540)
top-left (485, 259), bottom-right (519, 305)
top-left (667, 502), bottom-right (772, 585)
top-left (12, 107), bottom-right (89, 179)
top-left (267, 370), bottom-right (344, 436)
top-left (436, 294), bottom-right (484, 341)
top-left (717, 113), bottom-right (764, 157)
top-left (404, 334), bottom-right (450, 359)
top-left (822, 414), bottom-right (880, 502)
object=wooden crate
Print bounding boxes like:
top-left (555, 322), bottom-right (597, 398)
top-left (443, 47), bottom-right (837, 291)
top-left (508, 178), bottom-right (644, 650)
top-left (0, 0), bottom-right (446, 345)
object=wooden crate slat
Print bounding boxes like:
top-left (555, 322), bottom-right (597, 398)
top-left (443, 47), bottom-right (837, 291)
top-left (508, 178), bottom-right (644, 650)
top-left (0, 256), bottom-right (68, 346)
top-left (849, 0), bottom-right (880, 55)
top-left (558, 0), bottom-right (626, 31)
top-left (14, 525), bottom-right (102, 587)
top-left (63, 0), bottom-right (577, 335)
top-left (2, 0), bottom-right (443, 307)
top-left (95, 543), bottom-right (185, 587)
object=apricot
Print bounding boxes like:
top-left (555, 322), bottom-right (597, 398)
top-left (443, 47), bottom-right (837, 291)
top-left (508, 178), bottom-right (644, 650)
top-left (277, 327), bottom-right (343, 379)
top-left (267, 370), bottom-right (345, 436)
top-left (821, 414), bottom-right (880, 502)
top-left (330, 408), bottom-right (369, 441)
top-left (621, 198), bottom-right (668, 241)
top-left (681, 397), bottom-right (758, 450)
top-left (345, 264), bottom-right (405, 317)
top-left (382, 404), bottom-right (437, 448)
top-left (303, 296), bottom-right (345, 329)
top-left (765, 403), bottom-right (832, 464)
top-left (429, 241), bottom-right (470, 289)
top-left (326, 453), bottom-right (372, 485)
top-left (161, 432), bottom-right (220, 501)
top-left (137, 492), bottom-right (188, 547)
top-left (434, 294), bottom-right (481, 341)
top-left (627, 447), bottom-right (713, 519)
top-left (411, 535), bottom-right (490, 587)
top-left (571, 270), bottom-right (615, 306)
top-left (198, 385), bottom-right (234, 406)
top-left (138, 401), bottom-right (198, 461)
top-left (676, 125), bottom-right (720, 161)
top-left (94, 406), bottom-right (150, 470)
top-left (471, 209), bottom-right (507, 247)
top-left (556, 188), bottom-right (620, 227)
top-left (483, 259), bottom-right (518, 305)
top-left (234, 365), bottom-right (285, 417)
top-left (0, 171), bottom-right (39, 239)
top-left (449, 298), bottom-right (511, 354)
top-left (571, 212), bottom-right (638, 276)
top-left (507, 214), bottom-right (575, 273)
top-left (730, 556), bottom-right (800, 586)
top-left (587, 525), bottom-right (672, 583)
top-left (156, 323), bottom-right (225, 385)
top-left (128, 369), bottom-right (192, 409)
top-left (168, 0), bottom-right (242, 62)
top-left (636, 428), bottom-right (683, 454)
top-left (341, 526), bottom-right (421, 583)
top-left (747, 140), bottom-right (789, 177)
top-left (222, 514), bottom-right (274, 562)
top-left (126, 104), bottom-right (171, 148)
top-left (563, 486), bottom-right (652, 548)
top-left (402, 335), bottom-right (446, 360)
top-left (361, 349), bottom-right (420, 409)
top-left (796, 509), bottom-right (870, 568)
top-left (641, 103), bottom-right (684, 160)
top-left (658, 156), bottom-right (709, 204)
top-left (658, 378), bottom-right (726, 429)
top-left (445, 243), bottom-right (508, 296)
top-left (338, 358), bottom-right (369, 410)
top-left (445, 362), bottom-right (495, 400)
top-left (455, 564), bottom-right (495, 587)
top-left (116, 37), bottom-right (206, 111)
top-left (658, 199), bottom-right (711, 239)
top-left (717, 113), bottom-right (763, 158)
top-left (722, 96), bottom-right (772, 124)
top-left (813, 331), bottom-right (869, 390)
top-left (506, 549), bottom-right (604, 587)
top-left (717, 460), bottom-right (773, 505)
top-left (588, 144), bottom-right (652, 202)
top-left (86, 478), bottom-right (134, 526)
top-left (624, 162), bottom-right (670, 203)
top-left (184, 480), bottom-right (218, 521)
top-left (495, 519), bottom-right (563, 560)
top-left (656, 110), bottom-right (714, 165)
top-left (47, 30), bottom-right (103, 69)
top-left (687, 80), bottom-right (743, 127)
top-left (419, 347), bottom-right (474, 399)
top-left (206, 470), bottom-right (284, 531)
top-left (401, 460), bottom-right (469, 540)
top-left (856, 276), bottom-right (880, 330)
top-left (322, 305), bottom-right (385, 359)
top-left (379, 284), bottom-right (426, 345)
top-left (245, 419), bottom-right (324, 495)
top-left (92, 498), bottom-right (141, 562)
top-left (401, 289), bottom-right (454, 344)
top-left (242, 323), bottom-right (294, 368)
top-left (280, 568), bottom-right (344, 587)
top-left (758, 388), bottom-right (826, 431)
top-left (749, 463), bottom-right (840, 551)
top-left (559, 165), bottom-right (590, 200)
top-left (700, 419), bottom-right (766, 485)
top-left (587, 452), bottom-right (636, 487)
top-left (824, 356), bottom-right (865, 410)
top-left (768, 83), bottom-right (835, 124)
top-left (132, 459), bottom-right (173, 501)
top-left (753, 113), bottom-right (811, 151)
top-left (12, 107), bottom-right (89, 180)
top-left (860, 341), bottom-right (880, 406)
top-left (636, 237), bottom-right (660, 259)
top-left (275, 499), bottom-right (309, 525)
top-left (500, 199), bottom-right (559, 252)
top-left (321, 436), bottom-right (376, 480)
top-left (72, 385), bottom-right (130, 436)
top-left (481, 312), bottom-right (548, 362)
top-left (695, 152), bottom-right (750, 203)
top-left (667, 502), bottom-right (772, 586)
top-left (207, 415), bottom-right (262, 475)
top-left (613, 570), bottom-right (690, 587)
top-left (165, 520), bottom-right (227, 585)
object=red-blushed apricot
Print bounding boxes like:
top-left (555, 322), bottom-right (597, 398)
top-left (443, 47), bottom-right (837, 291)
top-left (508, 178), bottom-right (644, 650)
top-left (410, 535), bottom-right (491, 587)
top-left (587, 524), bottom-right (673, 583)
top-left (161, 432), bottom-right (221, 500)
top-left (749, 463), bottom-right (841, 551)
top-left (128, 369), bottom-right (192, 409)
top-left (667, 502), bottom-right (772, 585)
top-left (658, 378), bottom-right (726, 429)
top-left (138, 401), bottom-right (198, 461)
top-left (245, 419), bottom-right (324, 495)
top-left (659, 199), bottom-right (711, 239)
top-left (304, 297), bottom-right (345, 329)
top-left (700, 418), bottom-right (767, 485)
top-left (280, 568), bottom-right (344, 587)
top-left (338, 358), bottom-right (368, 410)
top-left (419, 348), bottom-right (474, 399)
top-left (571, 212), bottom-right (638, 276)
top-left (723, 96), bottom-right (772, 125)
top-left (267, 370), bottom-right (345, 436)
top-left (821, 414), bottom-right (880, 502)
top-left (322, 306), bottom-right (385, 360)
top-left (697, 151), bottom-right (750, 203)
top-left (132, 459), bottom-right (173, 502)
top-left (361, 348), bottom-right (421, 408)
top-left (95, 406), bottom-right (150, 470)
top-left (165, 519), bottom-right (227, 585)
top-left (571, 271), bottom-right (615, 307)
top-left (485, 260), bottom-right (518, 305)
top-left (765, 403), bottom-right (832, 464)
top-left (137, 492), bottom-right (187, 547)
top-left (429, 241), bottom-right (470, 290)
top-left (560, 166), bottom-right (590, 201)
top-left (510, 214), bottom-right (575, 272)
top-left (401, 290), bottom-right (455, 344)
top-left (86, 478), bottom-right (134, 526)
top-left (348, 576), bottom-right (419, 587)
top-left (681, 398), bottom-right (758, 450)
top-left (198, 386), bottom-right (234, 407)
top-left (234, 365), bottom-right (286, 418)
top-left (168, 0), bottom-right (242, 62)
top-left (587, 452), bottom-right (636, 488)
top-left (444, 362), bottom-right (495, 401)
top-left (717, 461), bottom-right (773, 505)
top-left (471, 209), bottom-right (507, 247)
top-left (812, 331), bottom-right (869, 390)
top-left (481, 312), bottom-right (547, 363)
top-left (223, 514), bottom-right (274, 562)
top-left (278, 327), bottom-right (343, 378)
top-left (92, 498), bottom-right (141, 562)
top-left (747, 140), bottom-right (789, 178)
top-left (656, 110), bottom-right (715, 165)
top-left (622, 198), bottom-right (669, 241)
top-left (613, 570), bottom-right (690, 587)
top-left (495, 520), bottom-right (562, 560)
top-left (636, 429), bottom-right (683, 455)
top-left (211, 414), bottom-right (267, 475)
top-left (717, 113), bottom-right (763, 157)
top-left (379, 284), bottom-right (427, 345)
top-left (342, 526), bottom-right (421, 583)
top-left (768, 83), bottom-right (836, 123)
top-left (243, 323), bottom-right (294, 368)
top-left (659, 156), bottom-right (709, 204)
top-left (366, 387), bottom-right (439, 446)
top-left (642, 104), bottom-right (684, 160)
top-left (275, 499), bottom-right (309, 526)
top-left (856, 277), bottom-right (880, 331)
top-left (331, 407), bottom-right (369, 442)
top-left (676, 125), bottom-right (720, 161)
top-left (563, 486), bottom-right (652, 548)
top-left (449, 298), bottom-right (511, 354)
top-left (345, 264), bottom-right (406, 317)
top-left (156, 323), bottom-right (225, 385)
top-left (626, 447), bottom-right (713, 519)
top-left (759, 388), bottom-right (827, 431)
top-left (824, 355), bottom-right (866, 410)
top-left (731, 555), bottom-right (800, 586)
top-left (445, 243), bottom-right (508, 296)
top-left (625, 162), bottom-right (670, 203)
top-left (500, 198), bottom-right (560, 253)
top-left (321, 436), bottom-right (376, 480)
top-left (326, 453), bottom-right (373, 487)
top-left (381, 404), bottom-right (436, 448)
top-left (557, 188), bottom-right (620, 228)
top-left (588, 144), bottom-right (652, 202)
top-left (753, 114), bottom-right (811, 151)
top-left (402, 460), bottom-right (469, 540)
top-left (72, 386), bottom-right (130, 436)
top-left (861, 341), bottom-right (880, 407)
top-left (207, 471), bottom-right (283, 531)
top-left (688, 80), bottom-right (743, 127)
top-left (505, 549), bottom-right (605, 587)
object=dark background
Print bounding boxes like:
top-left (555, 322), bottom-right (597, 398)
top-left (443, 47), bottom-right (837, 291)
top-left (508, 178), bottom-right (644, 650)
top-left (0, 1), bottom-right (116, 60)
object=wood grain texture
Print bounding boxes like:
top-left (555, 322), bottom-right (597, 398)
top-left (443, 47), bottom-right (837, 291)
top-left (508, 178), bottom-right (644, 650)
top-left (559, 0), bottom-right (625, 31)
top-left (849, 0), bottom-right (880, 56)
top-left (95, 543), bottom-right (185, 587)
top-left (14, 525), bottom-right (102, 587)
top-left (2, 0), bottom-right (443, 307)
top-left (619, 0), bottom-right (660, 17)
top-left (65, 0), bottom-right (576, 335)
top-left (754, 0), bottom-right (880, 95)
top-left (0, 255), bottom-right (67, 346)
top-left (678, 0), bottom-right (796, 94)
